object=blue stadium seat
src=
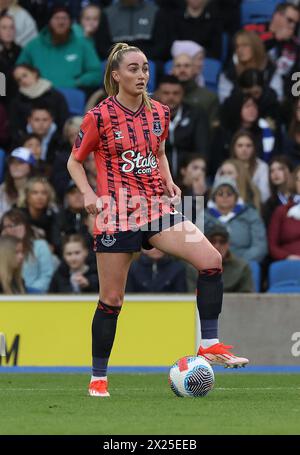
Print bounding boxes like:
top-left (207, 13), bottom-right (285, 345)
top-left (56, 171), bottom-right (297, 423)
top-left (249, 260), bottom-right (261, 292)
top-left (164, 58), bottom-right (222, 92)
top-left (147, 60), bottom-right (156, 94)
top-left (267, 281), bottom-right (300, 293)
top-left (241, 0), bottom-right (284, 25)
top-left (268, 260), bottom-right (300, 292)
top-left (202, 58), bottom-right (222, 92)
top-left (0, 148), bottom-right (5, 185)
top-left (57, 87), bottom-right (86, 116)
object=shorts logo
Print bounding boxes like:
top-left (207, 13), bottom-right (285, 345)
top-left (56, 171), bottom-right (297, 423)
top-left (152, 120), bottom-right (162, 137)
top-left (75, 129), bottom-right (84, 148)
top-left (101, 234), bottom-right (117, 247)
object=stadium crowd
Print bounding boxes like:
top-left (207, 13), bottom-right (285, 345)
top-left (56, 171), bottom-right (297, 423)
top-left (1, 0), bottom-right (300, 294)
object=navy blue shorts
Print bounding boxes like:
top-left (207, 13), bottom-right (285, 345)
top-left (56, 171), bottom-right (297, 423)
top-left (93, 212), bottom-right (186, 253)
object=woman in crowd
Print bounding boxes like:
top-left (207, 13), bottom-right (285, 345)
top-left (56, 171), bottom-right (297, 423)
top-left (0, 208), bottom-right (54, 293)
top-left (268, 165), bottom-right (300, 261)
top-left (17, 176), bottom-right (59, 252)
top-left (218, 30), bottom-right (283, 103)
top-left (282, 97), bottom-right (300, 166)
top-left (230, 130), bottom-right (270, 203)
top-left (216, 158), bottom-right (261, 211)
top-left (0, 235), bottom-right (24, 294)
top-left (263, 156), bottom-right (295, 226)
top-left (49, 234), bottom-right (98, 294)
top-left (205, 176), bottom-right (267, 263)
top-left (0, 146), bottom-right (34, 218)
top-left (0, 0), bottom-right (37, 47)
top-left (10, 63), bottom-right (69, 134)
top-left (0, 14), bottom-right (21, 102)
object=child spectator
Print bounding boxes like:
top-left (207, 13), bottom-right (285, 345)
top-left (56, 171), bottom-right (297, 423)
top-left (268, 165), bottom-right (300, 260)
top-left (230, 130), bottom-right (270, 203)
top-left (76, 4), bottom-right (101, 40)
top-left (0, 208), bottom-right (54, 293)
top-left (263, 156), bottom-right (295, 226)
top-left (218, 30), bottom-right (283, 103)
top-left (126, 248), bottom-right (187, 293)
top-left (205, 176), bottom-right (267, 262)
top-left (10, 64), bottom-right (69, 133)
top-left (20, 133), bottom-right (47, 177)
top-left (49, 234), bottom-right (98, 293)
top-left (0, 146), bottom-right (34, 218)
top-left (0, 235), bottom-right (24, 294)
top-left (17, 176), bottom-right (59, 252)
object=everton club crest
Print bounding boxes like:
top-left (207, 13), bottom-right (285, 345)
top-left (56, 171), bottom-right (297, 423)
top-left (152, 120), bottom-right (163, 137)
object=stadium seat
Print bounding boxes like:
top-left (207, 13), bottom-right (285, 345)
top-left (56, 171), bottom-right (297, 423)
top-left (268, 260), bottom-right (300, 292)
top-left (249, 260), bottom-right (261, 292)
top-left (241, 0), bottom-right (284, 25)
top-left (202, 58), bottom-right (222, 92)
top-left (267, 281), bottom-right (300, 293)
top-left (0, 148), bottom-right (5, 184)
top-left (147, 60), bottom-right (156, 94)
top-left (57, 87), bottom-right (86, 116)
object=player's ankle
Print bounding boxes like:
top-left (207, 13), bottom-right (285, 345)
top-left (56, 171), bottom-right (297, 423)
top-left (91, 375), bottom-right (107, 382)
top-left (201, 339), bottom-right (219, 349)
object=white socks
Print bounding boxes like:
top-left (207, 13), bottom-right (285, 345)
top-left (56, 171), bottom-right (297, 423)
top-left (91, 375), bottom-right (107, 382)
top-left (201, 339), bottom-right (219, 349)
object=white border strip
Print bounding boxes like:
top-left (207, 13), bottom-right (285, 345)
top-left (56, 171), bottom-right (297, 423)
top-left (0, 294), bottom-right (196, 302)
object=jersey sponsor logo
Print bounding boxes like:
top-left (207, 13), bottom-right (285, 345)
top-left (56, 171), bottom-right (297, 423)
top-left (152, 120), bottom-right (163, 137)
top-left (65, 54), bottom-right (78, 62)
top-left (100, 234), bottom-right (117, 247)
top-left (121, 149), bottom-right (157, 175)
top-left (75, 129), bottom-right (84, 148)
top-left (114, 131), bottom-right (124, 140)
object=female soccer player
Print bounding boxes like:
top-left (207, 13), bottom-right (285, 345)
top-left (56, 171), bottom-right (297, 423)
top-left (67, 43), bottom-right (248, 397)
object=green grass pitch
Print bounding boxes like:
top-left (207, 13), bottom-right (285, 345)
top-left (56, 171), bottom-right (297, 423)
top-left (0, 373), bottom-right (299, 435)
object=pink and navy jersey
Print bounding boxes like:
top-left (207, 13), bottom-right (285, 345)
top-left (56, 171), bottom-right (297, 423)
top-left (72, 96), bottom-right (171, 234)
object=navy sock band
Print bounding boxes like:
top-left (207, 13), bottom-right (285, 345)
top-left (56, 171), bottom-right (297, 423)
top-left (201, 319), bottom-right (218, 340)
top-left (197, 268), bottom-right (223, 338)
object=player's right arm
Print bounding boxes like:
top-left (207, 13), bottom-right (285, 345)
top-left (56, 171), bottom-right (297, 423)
top-left (67, 112), bottom-right (100, 215)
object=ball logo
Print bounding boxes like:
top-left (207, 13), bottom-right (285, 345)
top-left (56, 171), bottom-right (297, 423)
top-left (121, 150), bottom-right (157, 175)
top-left (101, 234), bottom-right (116, 247)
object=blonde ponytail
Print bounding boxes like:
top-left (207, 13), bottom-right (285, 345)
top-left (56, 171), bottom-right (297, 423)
top-left (104, 42), bottom-right (152, 111)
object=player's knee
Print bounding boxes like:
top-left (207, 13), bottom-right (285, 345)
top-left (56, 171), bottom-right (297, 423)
top-left (200, 249), bottom-right (222, 272)
top-left (101, 291), bottom-right (124, 308)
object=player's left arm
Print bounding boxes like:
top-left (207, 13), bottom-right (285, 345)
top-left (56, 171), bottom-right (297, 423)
top-left (157, 140), bottom-right (181, 204)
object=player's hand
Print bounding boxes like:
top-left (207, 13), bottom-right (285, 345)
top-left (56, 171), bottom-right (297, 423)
top-left (165, 180), bottom-right (182, 205)
top-left (83, 190), bottom-right (100, 215)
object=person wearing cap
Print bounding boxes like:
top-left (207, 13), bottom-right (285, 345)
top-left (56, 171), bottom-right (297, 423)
top-left (16, 6), bottom-right (101, 90)
top-left (206, 225), bottom-right (254, 292)
top-left (0, 146), bottom-right (35, 218)
top-left (171, 40), bottom-right (206, 88)
top-left (205, 176), bottom-right (268, 263)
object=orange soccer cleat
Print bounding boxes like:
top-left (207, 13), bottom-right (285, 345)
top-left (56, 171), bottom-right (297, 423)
top-left (88, 379), bottom-right (110, 397)
top-left (198, 342), bottom-right (249, 369)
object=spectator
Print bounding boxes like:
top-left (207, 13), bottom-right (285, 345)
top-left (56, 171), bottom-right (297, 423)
top-left (263, 155), bottom-right (295, 226)
top-left (218, 30), bottom-right (283, 103)
top-left (20, 133), bottom-right (47, 177)
top-left (126, 247), bottom-right (187, 293)
top-left (21, 105), bottom-right (61, 164)
top-left (0, 0), bottom-right (38, 47)
top-left (173, 0), bottom-right (223, 60)
top-left (230, 130), bottom-right (270, 203)
top-left (0, 147), bottom-right (35, 218)
top-left (207, 224), bottom-right (254, 292)
top-left (0, 14), bottom-right (21, 101)
top-left (50, 116), bottom-right (83, 200)
top-left (17, 176), bottom-right (59, 252)
top-left (221, 94), bottom-right (276, 162)
top-left (10, 64), bottom-right (69, 133)
top-left (16, 6), bottom-right (101, 91)
top-left (205, 176), bottom-right (267, 262)
top-left (171, 40), bottom-right (206, 88)
top-left (171, 52), bottom-right (219, 129)
top-left (0, 235), bottom-right (24, 294)
top-left (84, 152), bottom-right (97, 192)
top-left (215, 158), bottom-right (261, 211)
top-left (0, 208), bottom-right (54, 292)
top-left (282, 97), bottom-right (300, 165)
top-left (245, 2), bottom-right (300, 95)
top-left (268, 165), bottom-right (300, 260)
top-left (94, 0), bottom-right (173, 61)
top-left (74, 4), bottom-right (101, 41)
top-left (156, 75), bottom-right (209, 176)
top-left (49, 234), bottom-right (98, 293)
top-left (0, 102), bottom-right (9, 150)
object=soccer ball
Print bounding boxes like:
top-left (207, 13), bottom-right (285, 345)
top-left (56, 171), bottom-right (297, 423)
top-left (169, 356), bottom-right (215, 398)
